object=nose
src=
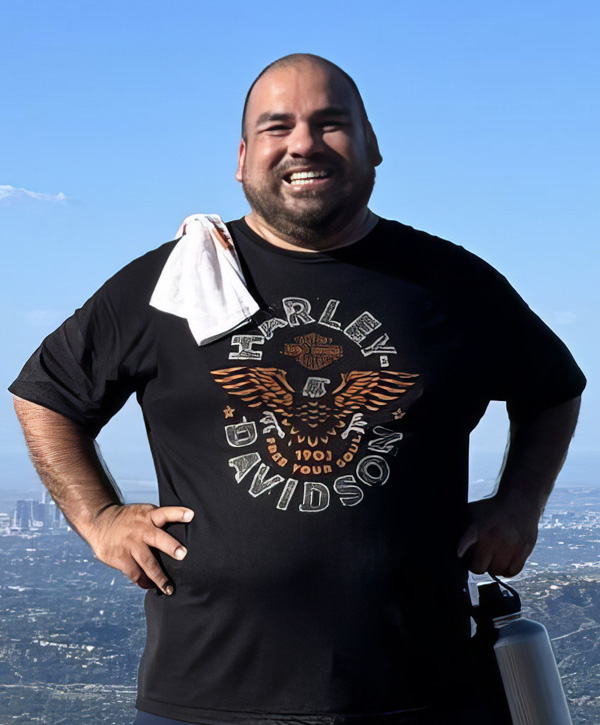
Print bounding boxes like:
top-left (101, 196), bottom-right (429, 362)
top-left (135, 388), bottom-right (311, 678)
top-left (289, 122), bottom-right (324, 157)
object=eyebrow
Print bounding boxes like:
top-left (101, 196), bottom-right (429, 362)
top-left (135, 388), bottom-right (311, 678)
top-left (255, 107), bottom-right (352, 127)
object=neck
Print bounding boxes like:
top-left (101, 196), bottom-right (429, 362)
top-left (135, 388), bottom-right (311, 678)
top-left (244, 209), bottom-right (379, 252)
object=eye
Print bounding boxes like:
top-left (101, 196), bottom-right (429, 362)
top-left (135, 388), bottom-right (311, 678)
top-left (265, 125), bottom-right (290, 134)
top-left (320, 120), bottom-right (346, 131)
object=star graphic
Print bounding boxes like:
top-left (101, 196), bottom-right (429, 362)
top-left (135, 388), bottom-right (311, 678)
top-left (392, 408), bottom-right (405, 420)
top-left (223, 406), bottom-right (235, 419)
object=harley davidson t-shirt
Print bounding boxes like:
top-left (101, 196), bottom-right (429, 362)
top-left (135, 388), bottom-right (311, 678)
top-left (10, 218), bottom-right (586, 724)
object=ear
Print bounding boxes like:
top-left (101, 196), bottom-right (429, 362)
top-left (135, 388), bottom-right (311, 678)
top-left (235, 139), bottom-right (246, 182)
top-left (366, 122), bottom-right (382, 167)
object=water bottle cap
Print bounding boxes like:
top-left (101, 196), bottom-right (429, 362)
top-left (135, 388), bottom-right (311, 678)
top-left (476, 580), bottom-right (522, 619)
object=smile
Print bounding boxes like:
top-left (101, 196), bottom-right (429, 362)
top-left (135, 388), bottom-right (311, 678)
top-left (286, 170), bottom-right (332, 186)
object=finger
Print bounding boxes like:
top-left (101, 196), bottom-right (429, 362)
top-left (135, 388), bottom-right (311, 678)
top-left (149, 506), bottom-right (195, 528)
top-left (131, 545), bottom-right (174, 596)
top-left (486, 550), bottom-right (514, 577)
top-left (503, 550), bottom-right (528, 578)
top-left (487, 534), bottom-right (534, 576)
top-left (467, 543), bottom-right (493, 575)
top-left (457, 523), bottom-right (478, 559)
top-left (142, 527), bottom-right (188, 561)
top-left (135, 572), bottom-right (155, 590)
top-left (122, 562), bottom-right (152, 589)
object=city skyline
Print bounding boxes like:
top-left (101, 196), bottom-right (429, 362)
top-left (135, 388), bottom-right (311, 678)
top-left (0, 491), bottom-right (66, 535)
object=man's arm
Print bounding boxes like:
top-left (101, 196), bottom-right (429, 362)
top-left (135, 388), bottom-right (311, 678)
top-left (457, 395), bottom-right (581, 577)
top-left (13, 396), bottom-right (194, 596)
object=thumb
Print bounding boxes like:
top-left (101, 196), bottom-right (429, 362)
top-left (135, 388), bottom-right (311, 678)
top-left (457, 523), bottom-right (478, 559)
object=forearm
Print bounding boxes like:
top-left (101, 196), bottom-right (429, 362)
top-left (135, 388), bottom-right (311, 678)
top-left (495, 395), bottom-right (582, 514)
top-left (460, 395), bottom-right (581, 575)
top-left (12, 396), bottom-right (123, 540)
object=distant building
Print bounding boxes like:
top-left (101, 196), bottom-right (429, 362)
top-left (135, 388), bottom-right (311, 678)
top-left (0, 512), bottom-right (10, 535)
top-left (11, 494), bottom-right (64, 533)
top-left (32, 500), bottom-right (45, 527)
top-left (15, 499), bottom-right (34, 529)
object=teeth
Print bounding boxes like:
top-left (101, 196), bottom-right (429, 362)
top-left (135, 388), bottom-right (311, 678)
top-left (289, 170), bottom-right (329, 184)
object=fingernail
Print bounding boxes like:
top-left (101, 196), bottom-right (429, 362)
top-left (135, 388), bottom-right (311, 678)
top-left (183, 510), bottom-right (195, 522)
top-left (174, 547), bottom-right (187, 560)
top-left (164, 584), bottom-right (174, 596)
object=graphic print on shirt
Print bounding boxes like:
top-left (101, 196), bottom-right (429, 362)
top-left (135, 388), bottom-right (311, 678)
top-left (212, 296), bottom-right (420, 513)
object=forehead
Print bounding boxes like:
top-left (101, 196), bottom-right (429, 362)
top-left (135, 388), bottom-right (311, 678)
top-left (246, 63), bottom-right (359, 125)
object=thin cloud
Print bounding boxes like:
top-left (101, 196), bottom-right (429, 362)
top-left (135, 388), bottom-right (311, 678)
top-left (554, 311), bottom-right (577, 326)
top-left (0, 184), bottom-right (68, 205)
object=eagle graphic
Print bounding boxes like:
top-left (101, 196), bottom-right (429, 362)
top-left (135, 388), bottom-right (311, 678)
top-left (211, 367), bottom-right (419, 460)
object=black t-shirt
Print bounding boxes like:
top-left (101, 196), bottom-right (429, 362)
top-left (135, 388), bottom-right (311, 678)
top-left (10, 218), bottom-right (586, 724)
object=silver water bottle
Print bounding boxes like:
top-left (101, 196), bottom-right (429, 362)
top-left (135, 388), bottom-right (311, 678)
top-left (477, 579), bottom-right (573, 725)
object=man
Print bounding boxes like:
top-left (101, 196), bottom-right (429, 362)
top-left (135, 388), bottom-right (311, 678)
top-left (11, 54), bottom-right (585, 724)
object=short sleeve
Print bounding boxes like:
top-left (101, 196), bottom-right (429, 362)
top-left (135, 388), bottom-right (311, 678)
top-left (474, 264), bottom-right (586, 421)
top-left (9, 246), bottom-right (168, 437)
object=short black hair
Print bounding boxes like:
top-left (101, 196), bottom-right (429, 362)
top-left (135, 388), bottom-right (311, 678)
top-left (241, 53), bottom-right (369, 139)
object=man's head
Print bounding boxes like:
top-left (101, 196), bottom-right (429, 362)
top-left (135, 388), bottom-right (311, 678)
top-left (236, 54), bottom-right (382, 250)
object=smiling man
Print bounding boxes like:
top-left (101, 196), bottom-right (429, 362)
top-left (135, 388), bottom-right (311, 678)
top-left (236, 57), bottom-right (381, 250)
top-left (10, 54), bottom-right (585, 725)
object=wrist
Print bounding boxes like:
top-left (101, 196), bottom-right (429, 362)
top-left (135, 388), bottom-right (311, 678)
top-left (72, 498), bottom-right (123, 544)
top-left (495, 481), bottom-right (547, 519)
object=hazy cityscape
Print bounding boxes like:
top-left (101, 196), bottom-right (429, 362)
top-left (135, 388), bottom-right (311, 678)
top-left (0, 485), bottom-right (598, 724)
top-left (0, 493), bottom-right (67, 537)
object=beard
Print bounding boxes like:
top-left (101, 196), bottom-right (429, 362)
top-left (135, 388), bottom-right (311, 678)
top-left (241, 163), bottom-right (376, 249)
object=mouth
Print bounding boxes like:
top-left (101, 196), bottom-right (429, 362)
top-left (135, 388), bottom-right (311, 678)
top-left (284, 169), bottom-right (332, 186)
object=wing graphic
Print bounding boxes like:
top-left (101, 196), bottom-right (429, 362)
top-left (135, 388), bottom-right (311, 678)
top-left (211, 367), bottom-right (295, 413)
top-left (332, 370), bottom-right (418, 414)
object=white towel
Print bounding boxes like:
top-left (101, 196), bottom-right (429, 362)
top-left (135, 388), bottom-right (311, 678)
top-left (149, 214), bottom-right (260, 345)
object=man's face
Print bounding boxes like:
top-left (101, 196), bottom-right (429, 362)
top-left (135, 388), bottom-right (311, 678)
top-left (236, 62), bottom-right (381, 248)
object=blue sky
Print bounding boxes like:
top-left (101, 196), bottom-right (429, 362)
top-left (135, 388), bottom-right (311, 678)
top-left (1, 1), bottom-right (598, 491)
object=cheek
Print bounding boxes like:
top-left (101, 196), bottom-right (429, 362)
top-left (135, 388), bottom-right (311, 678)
top-left (249, 141), bottom-right (286, 171)
top-left (324, 136), bottom-right (362, 166)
